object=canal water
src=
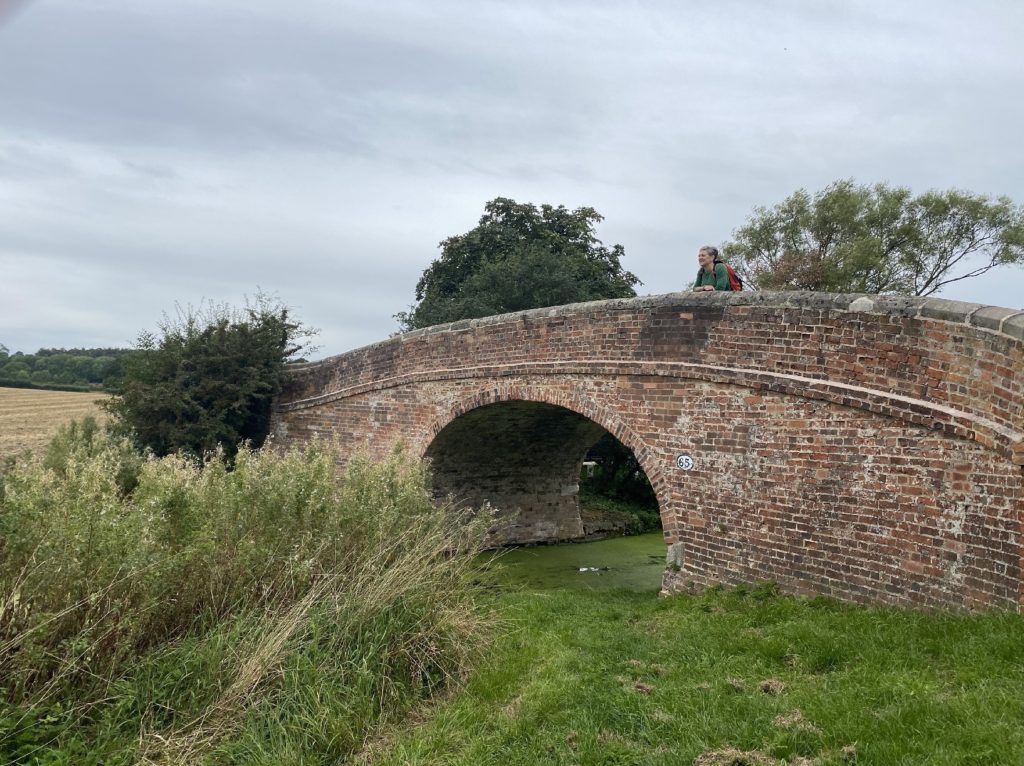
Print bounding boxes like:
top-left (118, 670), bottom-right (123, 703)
top-left (476, 531), bottom-right (666, 592)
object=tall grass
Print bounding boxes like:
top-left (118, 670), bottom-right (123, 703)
top-left (0, 422), bottom-right (489, 764)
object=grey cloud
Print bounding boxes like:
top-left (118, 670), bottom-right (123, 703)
top-left (0, 0), bottom-right (1022, 355)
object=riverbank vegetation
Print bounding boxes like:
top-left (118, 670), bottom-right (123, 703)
top-left (0, 424), bottom-right (488, 764)
top-left (580, 433), bottom-right (661, 535)
top-left (578, 490), bottom-right (661, 535)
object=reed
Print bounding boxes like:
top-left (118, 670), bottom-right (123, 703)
top-left (0, 423), bottom-right (489, 764)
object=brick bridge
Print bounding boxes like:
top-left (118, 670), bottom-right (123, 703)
top-left (271, 292), bottom-right (1024, 611)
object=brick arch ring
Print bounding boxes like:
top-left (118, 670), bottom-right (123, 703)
top-left (418, 383), bottom-right (668, 508)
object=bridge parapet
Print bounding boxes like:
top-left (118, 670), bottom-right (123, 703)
top-left (280, 292), bottom-right (1024, 462)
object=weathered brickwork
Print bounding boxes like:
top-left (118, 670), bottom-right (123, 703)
top-left (271, 292), bottom-right (1024, 611)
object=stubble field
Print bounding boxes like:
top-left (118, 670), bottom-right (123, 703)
top-left (0, 387), bottom-right (108, 459)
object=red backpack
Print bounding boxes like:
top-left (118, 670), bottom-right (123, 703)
top-left (696, 259), bottom-right (744, 291)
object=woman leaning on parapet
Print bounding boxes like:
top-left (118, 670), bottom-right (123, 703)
top-left (692, 245), bottom-right (732, 291)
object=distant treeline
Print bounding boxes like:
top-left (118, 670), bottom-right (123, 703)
top-left (0, 346), bottom-right (131, 391)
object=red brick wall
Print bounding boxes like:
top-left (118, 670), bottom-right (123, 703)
top-left (271, 292), bottom-right (1024, 610)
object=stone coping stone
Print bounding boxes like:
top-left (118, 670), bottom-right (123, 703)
top-left (918, 297), bottom-right (984, 323)
top-left (1003, 313), bottom-right (1024, 341)
top-left (972, 306), bottom-right (1024, 335)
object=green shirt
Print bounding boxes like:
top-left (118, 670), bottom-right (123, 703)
top-left (694, 262), bottom-right (730, 290)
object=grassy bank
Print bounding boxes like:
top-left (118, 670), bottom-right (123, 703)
top-left (371, 581), bottom-right (1024, 765)
top-left (0, 425), bottom-right (488, 764)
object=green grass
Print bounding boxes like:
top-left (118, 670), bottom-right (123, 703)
top-left (370, 581), bottom-right (1024, 765)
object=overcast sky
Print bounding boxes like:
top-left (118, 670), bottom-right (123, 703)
top-left (2, 0), bottom-right (1022, 357)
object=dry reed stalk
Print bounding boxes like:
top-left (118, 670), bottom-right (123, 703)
top-left (135, 517), bottom-right (486, 765)
top-left (136, 569), bottom-right (342, 766)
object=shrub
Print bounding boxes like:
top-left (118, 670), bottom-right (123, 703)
top-left (578, 490), bottom-right (662, 535)
top-left (104, 294), bottom-right (317, 460)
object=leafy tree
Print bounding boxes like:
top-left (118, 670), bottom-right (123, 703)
top-left (1, 360), bottom-right (30, 383)
top-left (396, 197), bottom-right (640, 330)
top-left (581, 433), bottom-right (657, 509)
top-left (0, 347), bottom-right (130, 390)
top-left (724, 180), bottom-right (1024, 295)
top-left (105, 294), bottom-right (316, 460)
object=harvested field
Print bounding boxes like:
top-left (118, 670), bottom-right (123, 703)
top-left (0, 387), bottom-right (109, 459)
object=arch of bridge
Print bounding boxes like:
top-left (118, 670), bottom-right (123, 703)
top-left (422, 382), bottom-right (665, 491)
top-left (421, 385), bottom-right (665, 546)
top-left (271, 291), bottom-right (1024, 611)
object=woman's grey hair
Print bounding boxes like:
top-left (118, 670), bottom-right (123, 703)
top-left (699, 245), bottom-right (719, 259)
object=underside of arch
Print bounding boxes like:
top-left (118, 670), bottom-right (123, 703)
top-left (424, 400), bottom-right (637, 545)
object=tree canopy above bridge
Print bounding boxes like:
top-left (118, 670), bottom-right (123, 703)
top-left (396, 197), bottom-right (640, 330)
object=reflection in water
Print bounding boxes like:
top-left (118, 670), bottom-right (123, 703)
top-left (476, 532), bottom-right (666, 593)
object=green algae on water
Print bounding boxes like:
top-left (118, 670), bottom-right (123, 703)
top-left (477, 532), bottom-right (665, 593)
